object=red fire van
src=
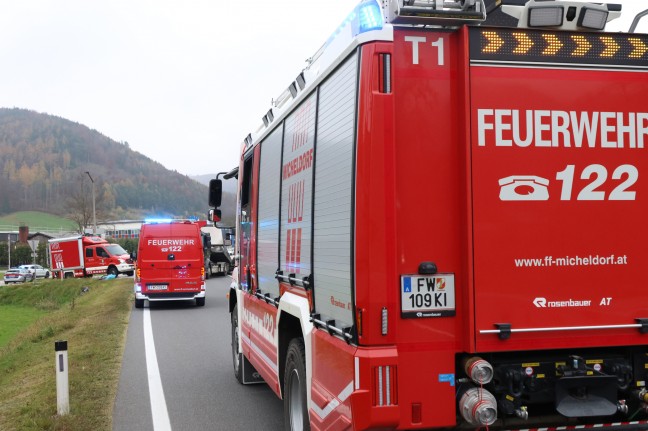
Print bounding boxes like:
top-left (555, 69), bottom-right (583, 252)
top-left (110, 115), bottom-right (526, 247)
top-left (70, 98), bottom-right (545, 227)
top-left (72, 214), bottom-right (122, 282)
top-left (134, 219), bottom-right (206, 308)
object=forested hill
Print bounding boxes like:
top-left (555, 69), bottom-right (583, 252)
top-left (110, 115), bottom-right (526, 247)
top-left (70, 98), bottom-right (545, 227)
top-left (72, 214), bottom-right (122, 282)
top-left (0, 108), bottom-right (208, 219)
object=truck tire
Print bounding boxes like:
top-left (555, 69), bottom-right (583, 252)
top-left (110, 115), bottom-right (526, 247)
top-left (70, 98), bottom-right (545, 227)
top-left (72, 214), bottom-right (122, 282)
top-left (45, 271), bottom-right (50, 278)
top-left (231, 304), bottom-right (243, 383)
top-left (107, 266), bottom-right (119, 277)
top-left (196, 297), bottom-right (205, 307)
top-left (135, 299), bottom-right (144, 309)
top-left (284, 338), bottom-right (310, 431)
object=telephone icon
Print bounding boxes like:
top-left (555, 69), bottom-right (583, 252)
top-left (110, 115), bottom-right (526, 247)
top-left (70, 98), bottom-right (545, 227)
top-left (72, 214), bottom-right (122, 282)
top-left (498, 175), bottom-right (550, 201)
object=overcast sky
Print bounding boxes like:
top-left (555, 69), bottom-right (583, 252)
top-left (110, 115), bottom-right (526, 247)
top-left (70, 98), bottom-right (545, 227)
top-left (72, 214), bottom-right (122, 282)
top-left (0, 0), bottom-right (645, 178)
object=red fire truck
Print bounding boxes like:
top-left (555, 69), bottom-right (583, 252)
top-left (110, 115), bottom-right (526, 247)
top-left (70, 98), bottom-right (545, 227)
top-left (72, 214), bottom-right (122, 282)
top-left (209, 0), bottom-right (648, 429)
top-left (48, 235), bottom-right (134, 279)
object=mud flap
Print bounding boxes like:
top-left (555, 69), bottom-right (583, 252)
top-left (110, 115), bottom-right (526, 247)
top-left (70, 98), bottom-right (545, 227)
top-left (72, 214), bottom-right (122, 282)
top-left (555, 375), bottom-right (618, 417)
top-left (242, 353), bottom-right (265, 385)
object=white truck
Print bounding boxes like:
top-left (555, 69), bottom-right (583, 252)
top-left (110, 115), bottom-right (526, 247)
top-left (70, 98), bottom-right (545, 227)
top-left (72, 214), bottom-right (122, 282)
top-left (200, 226), bottom-right (233, 277)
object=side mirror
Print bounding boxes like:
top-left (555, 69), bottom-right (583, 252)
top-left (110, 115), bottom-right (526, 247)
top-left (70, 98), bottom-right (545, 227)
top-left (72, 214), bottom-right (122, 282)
top-left (130, 252), bottom-right (137, 261)
top-left (208, 208), bottom-right (221, 223)
top-left (208, 179), bottom-right (222, 207)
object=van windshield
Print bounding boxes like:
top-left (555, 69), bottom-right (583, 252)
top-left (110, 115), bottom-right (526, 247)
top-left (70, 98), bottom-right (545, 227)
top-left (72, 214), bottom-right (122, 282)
top-left (105, 244), bottom-right (128, 256)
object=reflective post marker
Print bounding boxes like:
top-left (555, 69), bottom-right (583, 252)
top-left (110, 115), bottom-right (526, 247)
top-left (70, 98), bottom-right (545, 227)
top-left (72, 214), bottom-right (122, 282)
top-left (55, 340), bottom-right (69, 415)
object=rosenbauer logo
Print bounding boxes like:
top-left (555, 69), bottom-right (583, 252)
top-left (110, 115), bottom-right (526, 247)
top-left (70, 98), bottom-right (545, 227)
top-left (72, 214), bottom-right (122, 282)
top-left (533, 297), bottom-right (591, 308)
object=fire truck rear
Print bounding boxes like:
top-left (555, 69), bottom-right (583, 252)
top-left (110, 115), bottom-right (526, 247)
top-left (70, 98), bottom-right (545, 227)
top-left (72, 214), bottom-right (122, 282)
top-left (210, 0), bottom-right (648, 429)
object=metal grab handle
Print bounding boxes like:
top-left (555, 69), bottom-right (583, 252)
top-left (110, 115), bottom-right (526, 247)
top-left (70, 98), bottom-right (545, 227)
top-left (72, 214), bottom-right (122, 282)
top-left (481, 322), bottom-right (648, 335)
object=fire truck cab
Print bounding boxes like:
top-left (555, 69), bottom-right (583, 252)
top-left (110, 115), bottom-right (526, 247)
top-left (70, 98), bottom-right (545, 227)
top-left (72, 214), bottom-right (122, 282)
top-left (210, 0), bottom-right (648, 429)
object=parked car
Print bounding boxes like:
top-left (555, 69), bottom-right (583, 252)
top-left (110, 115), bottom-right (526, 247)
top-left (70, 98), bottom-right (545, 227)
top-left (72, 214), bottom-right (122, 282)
top-left (3, 268), bottom-right (35, 284)
top-left (19, 264), bottom-right (50, 278)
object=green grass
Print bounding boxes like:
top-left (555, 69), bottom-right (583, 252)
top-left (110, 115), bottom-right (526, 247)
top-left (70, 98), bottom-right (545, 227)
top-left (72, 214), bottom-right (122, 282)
top-left (0, 211), bottom-right (77, 231)
top-left (0, 278), bottom-right (132, 431)
top-left (0, 305), bottom-right (46, 349)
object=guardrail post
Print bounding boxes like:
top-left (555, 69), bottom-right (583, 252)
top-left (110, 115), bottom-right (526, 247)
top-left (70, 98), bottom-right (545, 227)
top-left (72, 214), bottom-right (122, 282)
top-left (55, 340), bottom-right (69, 415)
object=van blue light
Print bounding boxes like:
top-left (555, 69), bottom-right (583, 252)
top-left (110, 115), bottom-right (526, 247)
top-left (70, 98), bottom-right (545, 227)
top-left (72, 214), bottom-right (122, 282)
top-left (144, 218), bottom-right (174, 224)
top-left (357, 0), bottom-right (383, 34)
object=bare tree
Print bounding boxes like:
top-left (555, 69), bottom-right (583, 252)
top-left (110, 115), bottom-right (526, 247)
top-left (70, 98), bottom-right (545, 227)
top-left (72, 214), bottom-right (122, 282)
top-left (66, 174), bottom-right (93, 233)
top-left (66, 172), bottom-right (110, 233)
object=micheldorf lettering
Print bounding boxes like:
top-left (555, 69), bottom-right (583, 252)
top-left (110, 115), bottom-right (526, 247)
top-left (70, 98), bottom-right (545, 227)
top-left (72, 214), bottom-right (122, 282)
top-left (283, 148), bottom-right (314, 180)
top-left (147, 239), bottom-right (196, 246)
top-left (477, 109), bottom-right (648, 149)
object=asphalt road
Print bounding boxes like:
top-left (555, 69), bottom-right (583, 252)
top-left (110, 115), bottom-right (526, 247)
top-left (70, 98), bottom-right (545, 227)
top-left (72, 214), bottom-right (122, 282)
top-left (113, 276), bottom-right (284, 431)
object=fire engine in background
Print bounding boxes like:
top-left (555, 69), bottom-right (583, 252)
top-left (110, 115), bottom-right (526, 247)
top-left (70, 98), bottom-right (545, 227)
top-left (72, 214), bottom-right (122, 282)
top-left (209, 0), bottom-right (648, 429)
top-left (48, 235), bottom-right (134, 279)
top-left (133, 219), bottom-right (206, 308)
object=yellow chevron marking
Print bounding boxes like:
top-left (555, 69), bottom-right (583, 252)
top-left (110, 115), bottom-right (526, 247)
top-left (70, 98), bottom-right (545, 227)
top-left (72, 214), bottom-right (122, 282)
top-left (600, 36), bottom-right (620, 58)
top-left (542, 34), bottom-right (562, 56)
top-left (483, 31), bottom-right (504, 53)
top-left (513, 32), bottom-right (534, 54)
top-left (628, 37), bottom-right (648, 59)
top-left (571, 35), bottom-right (591, 57)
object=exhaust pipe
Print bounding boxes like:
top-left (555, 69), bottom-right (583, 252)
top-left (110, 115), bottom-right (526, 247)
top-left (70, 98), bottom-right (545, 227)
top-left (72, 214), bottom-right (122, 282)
top-left (459, 387), bottom-right (498, 426)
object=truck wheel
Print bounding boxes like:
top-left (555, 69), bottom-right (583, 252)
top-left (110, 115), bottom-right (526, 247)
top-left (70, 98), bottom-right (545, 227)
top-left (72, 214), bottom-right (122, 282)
top-left (45, 271), bottom-right (50, 278)
top-left (135, 299), bottom-right (144, 309)
top-left (196, 297), bottom-right (205, 307)
top-left (107, 267), bottom-right (119, 277)
top-left (284, 338), bottom-right (310, 431)
top-left (231, 304), bottom-right (243, 383)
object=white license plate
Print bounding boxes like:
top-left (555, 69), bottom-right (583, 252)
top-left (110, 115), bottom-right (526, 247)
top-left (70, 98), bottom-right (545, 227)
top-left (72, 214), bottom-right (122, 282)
top-left (400, 274), bottom-right (455, 318)
top-left (147, 284), bottom-right (168, 291)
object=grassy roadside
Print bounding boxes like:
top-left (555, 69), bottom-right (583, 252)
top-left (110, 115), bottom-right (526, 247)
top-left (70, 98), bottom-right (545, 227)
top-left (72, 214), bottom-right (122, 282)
top-left (0, 278), bottom-right (132, 431)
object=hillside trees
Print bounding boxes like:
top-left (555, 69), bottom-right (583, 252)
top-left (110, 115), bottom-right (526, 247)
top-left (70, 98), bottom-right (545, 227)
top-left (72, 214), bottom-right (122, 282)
top-left (0, 108), bottom-right (208, 219)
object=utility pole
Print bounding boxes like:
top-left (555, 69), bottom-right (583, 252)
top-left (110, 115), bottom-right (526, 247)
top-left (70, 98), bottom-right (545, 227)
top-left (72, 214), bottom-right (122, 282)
top-left (85, 171), bottom-right (97, 234)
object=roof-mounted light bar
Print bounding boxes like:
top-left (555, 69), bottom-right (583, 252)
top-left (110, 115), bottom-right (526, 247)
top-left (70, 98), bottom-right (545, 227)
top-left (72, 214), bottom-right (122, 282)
top-left (502, 0), bottom-right (621, 31)
top-left (387, 0), bottom-right (486, 26)
top-left (144, 218), bottom-right (174, 224)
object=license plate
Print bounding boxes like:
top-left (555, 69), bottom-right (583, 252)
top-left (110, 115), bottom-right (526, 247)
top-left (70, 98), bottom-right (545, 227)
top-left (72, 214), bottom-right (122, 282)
top-left (147, 284), bottom-right (168, 291)
top-left (401, 274), bottom-right (455, 318)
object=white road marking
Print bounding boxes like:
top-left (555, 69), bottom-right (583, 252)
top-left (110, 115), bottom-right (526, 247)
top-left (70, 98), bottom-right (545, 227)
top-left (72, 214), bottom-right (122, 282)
top-left (144, 307), bottom-right (172, 431)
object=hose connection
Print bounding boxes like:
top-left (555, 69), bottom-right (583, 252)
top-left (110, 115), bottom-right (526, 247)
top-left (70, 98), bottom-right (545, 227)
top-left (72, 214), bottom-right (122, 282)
top-left (463, 356), bottom-right (494, 385)
top-left (459, 387), bottom-right (498, 426)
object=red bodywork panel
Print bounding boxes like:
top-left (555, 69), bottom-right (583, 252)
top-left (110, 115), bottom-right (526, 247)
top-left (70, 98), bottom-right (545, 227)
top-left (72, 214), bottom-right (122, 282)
top-left (49, 238), bottom-right (83, 271)
top-left (470, 51), bottom-right (648, 352)
top-left (353, 30), bottom-right (469, 427)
